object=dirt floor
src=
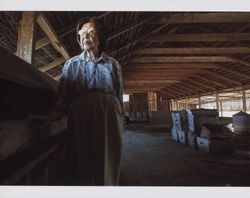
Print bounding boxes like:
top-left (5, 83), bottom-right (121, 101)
top-left (120, 124), bottom-right (250, 186)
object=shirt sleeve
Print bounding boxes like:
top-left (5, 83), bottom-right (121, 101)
top-left (48, 59), bottom-right (72, 120)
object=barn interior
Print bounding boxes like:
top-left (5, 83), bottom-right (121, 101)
top-left (1, 11), bottom-right (250, 186)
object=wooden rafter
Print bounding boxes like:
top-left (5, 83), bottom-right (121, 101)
top-left (180, 81), bottom-right (204, 92)
top-left (141, 33), bottom-right (250, 43)
top-left (35, 12), bottom-right (110, 51)
top-left (149, 13), bottom-right (250, 24)
top-left (39, 57), bottom-right (65, 72)
top-left (108, 16), bottom-right (172, 56)
top-left (158, 90), bottom-right (178, 99)
top-left (174, 83), bottom-right (200, 95)
top-left (218, 67), bottom-right (250, 80)
top-left (161, 87), bottom-right (185, 98)
top-left (205, 71), bottom-right (243, 86)
top-left (193, 75), bottom-right (228, 89)
top-left (16, 12), bottom-right (37, 64)
top-left (107, 13), bottom-right (161, 42)
top-left (185, 78), bottom-right (215, 90)
top-left (129, 56), bottom-right (235, 63)
top-left (133, 47), bottom-right (250, 55)
top-left (37, 14), bottom-right (70, 59)
top-left (225, 55), bottom-right (250, 67)
top-left (123, 63), bottom-right (219, 69)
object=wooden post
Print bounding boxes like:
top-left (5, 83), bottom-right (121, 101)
top-left (170, 100), bottom-right (173, 111)
top-left (216, 93), bottom-right (220, 113)
top-left (16, 12), bottom-right (37, 64)
top-left (198, 96), bottom-right (201, 109)
top-left (220, 100), bottom-right (223, 117)
top-left (242, 88), bottom-right (247, 112)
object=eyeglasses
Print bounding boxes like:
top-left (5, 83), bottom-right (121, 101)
top-left (78, 28), bottom-right (96, 37)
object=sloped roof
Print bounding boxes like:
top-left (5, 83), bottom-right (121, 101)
top-left (1, 11), bottom-right (250, 100)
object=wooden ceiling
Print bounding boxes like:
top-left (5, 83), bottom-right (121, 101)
top-left (1, 11), bottom-right (250, 100)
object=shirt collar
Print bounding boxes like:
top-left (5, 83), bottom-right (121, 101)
top-left (80, 50), bottom-right (108, 63)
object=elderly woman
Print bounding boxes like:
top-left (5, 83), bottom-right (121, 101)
top-left (50, 17), bottom-right (123, 186)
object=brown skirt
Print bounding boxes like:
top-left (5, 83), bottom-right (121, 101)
top-left (68, 92), bottom-right (123, 186)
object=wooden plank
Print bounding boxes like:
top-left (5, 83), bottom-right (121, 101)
top-left (124, 63), bottom-right (219, 69)
top-left (149, 13), bottom-right (250, 24)
top-left (35, 36), bottom-right (50, 50)
top-left (186, 78), bottom-right (215, 90)
top-left (2, 145), bottom-right (59, 185)
top-left (0, 118), bottom-right (67, 161)
top-left (194, 75), bottom-right (228, 88)
top-left (40, 57), bottom-right (65, 72)
top-left (107, 13), bottom-right (161, 41)
top-left (54, 75), bottom-right (61, 81)
top-left (219, 67), bottom-right (250, 80)
top-left (124, 68), bottom-right (206, 73)
top-left (35, 12), bottom-right (110, 51)
top-left (198, 96), bottom-right (201, 108)
top-left (226, 55), bottom-right (250, 67)
top-left (16, 12), bottom-right (37, 64)
top-left (141, 33), bottom-right (250, 43)
top-left (162, 87), bottom-right (185, 98)
top-left (205, 71), bottom-right (243, 86)
top-left (108, 19), bottom-right (171, 56)
top-left (37, 14), bottom-right (70, 59)
top-left (133, 47), bottom-right (250, 55)
top-left (125, 80), bottom-right (179, 84)
top-left (181, 81), bottom-right (204, 92)
top-left (242, 89), bottom-right (247, 112)
top-left (129, 56), bottom-right (234, 63)
top-left (159, 90), bottom-right (178, 99)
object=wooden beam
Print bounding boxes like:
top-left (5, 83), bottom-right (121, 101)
top-left (174, 83), bottom-right (200, 95)
top-left (160, 88), bottom-right (183, 98)
top-left (125, 80), bottom-right (179, 84)
top-left (181, 81), bottom-right (204, 92)
top-left (149, 13), bottom-right (250, 24)
top-left (193, 75), bottom-right (228, 88)
top-left (54, 74), bottom-right (61, 81)
top-left (40, 57), bottom-right (65, 72)
top-left (108, 18), bottom-right (171, 56)
top-left (219, 67), bottom-right (250, 80)
top-left (141, 33), bottom-right (250, 43)
top-left (2, 145), bottom-right (59, 185)
top-left (129, 56), bottom-right (234, 63)
top-left (133, 47), bottom-right (250, 55)
top-left (166, 84), bottom-right (197, 96)
top-left (35, 12), bottom-right (110, 51)
top-left (159, 90), bottom-right (178, 99)
top-left (37, 14), bottom-right (70, 59)
top-left (216, 92), bottom-right (220, 111)
top-left (205, 71), bottom-right (243, 86)
top-left (16, 12), bottom-right (37, 64)
top-left (124, 68), bottom-right (206, 74)
top-left (107, 13), bottom-right (161, 41)
top-left (186, 78), bottom-right (215, 90)
top-left (242, 89), bottom-right (247, 112)
top-left (226, 55), bottom-right (250, 67)
top-left (124, 63), bottom-right (219, 69)
top-left (35, 36), bottom-right (50, 50)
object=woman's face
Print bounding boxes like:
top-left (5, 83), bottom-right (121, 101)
top-left (79, 22), bottom-right (100, 52)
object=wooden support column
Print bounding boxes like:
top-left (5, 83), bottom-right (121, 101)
top-left (198, 96), bottom-right (201, 109)
top-left (242, 88), bottom-right (247, 112)
top-left (170, 100), bottom-right (173, 111)
top-left (216, 93), bottom-right (220, 114)
top-left (220, 101), bottom-right (223, 117)
top-left (16, 12), bottom-right (37, 64)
